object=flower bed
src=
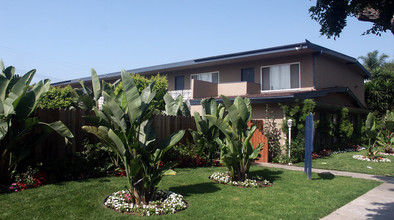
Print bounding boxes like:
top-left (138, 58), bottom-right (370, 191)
top-left (378, 152), bottom-right (394, 157)
top-left (209, 172), bottom-right (272, 188)
top-left (312, 146), bottom-right (366, 159)
top-left (104, 190), bottom-right (187, 216)
top-left (352, 155), bottom-right (391, 163)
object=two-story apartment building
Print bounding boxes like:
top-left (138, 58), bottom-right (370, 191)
top-left (54, 40), bottom-right (370, 146)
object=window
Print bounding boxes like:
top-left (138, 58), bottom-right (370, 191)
top-left (191, 71), bottom-right (219, 83)
top-left (175, 76), bottom-right (184, 90)
top-left (241, 68), bottom-right (255, 82)
top-left (261, 63), bottom-right (300, 91)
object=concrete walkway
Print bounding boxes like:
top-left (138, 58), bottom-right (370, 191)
top-left (253, 163), bottom-right (394, 220)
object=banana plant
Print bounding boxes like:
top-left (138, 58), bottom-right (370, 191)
top-left (83, 70), bottom-right (184, 205)
top-left (365, 112), bottom-right (379, 158)
top-left (164, 93), bottom-right (190, 116)
top-left (75, 68), bottom-right (121, 110)
top-left (189, 98), bottom-right (225, 164)
top-left (0, 61), bottom-right (74, 184)
top-left (205, 95), bottom-right (262, 181)
top-left (376, 110), bottom-right (393, 152)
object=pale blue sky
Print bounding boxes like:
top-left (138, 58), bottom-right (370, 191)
top-left (1, 0), bottom-right (393, 83)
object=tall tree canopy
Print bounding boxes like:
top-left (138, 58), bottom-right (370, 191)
top-left (360, 51), bottom-right (394, 113)
top-left (309, 0), bottom-right (394, 39)
top-left (359, 50), bottom-right (390, 77)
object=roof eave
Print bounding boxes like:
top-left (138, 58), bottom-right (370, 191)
top-left (305, 40), bottom-right (371, 79)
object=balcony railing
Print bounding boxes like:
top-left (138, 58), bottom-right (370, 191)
top-left (168, 89), bottom-right (192, 106)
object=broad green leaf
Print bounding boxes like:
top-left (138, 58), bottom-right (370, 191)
top-left (3, 66), bottom-right (15, 80)
top-left (108, 128), bottom-right (126, 156)
top-left (40, 121), bottom-right (74, 139)
top-left (103, 91), bottom-right (126, 133)
top-left (209, 98), bottom-right (218, 116)
top-left (121, 70), bottom-right (142, 123)
top-left (164, 93), bottom-right (178, 115)
top-left (102, 81), bottom-right (115, 97)
top-left (78, 79), bottom-right (92, 96)
top-left (139, 119), bottom-right (156, 147)
top-left (234, 96), bottom-right (249, 124)
top-left (0, 74), bottom-right (10, 102)
top-left (221, 95), bottom-right (242, 131)
top-left (93, 106), bottom-right (110, 123)
top-left (193, 111), bottom-right (203, 132)
top-left (15, 80), bottom-right (50, 119)
top-left (158, 130), bottom-right (185, 153)
top-left (0, 60), bottom-right (4, 72)
top-left (141, 81), bottom-right (156, 105)
top-left (0, 118), bottom-right (8, 140)
top-left (3, 70), bottom-right (35, 117)
top-left (91, 68), bottom-right (101, 104)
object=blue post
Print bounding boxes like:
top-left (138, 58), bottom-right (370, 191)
top-left (304, 113), bottom-right (314, 180)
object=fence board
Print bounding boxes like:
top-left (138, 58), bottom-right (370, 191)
top-left (249, 120), bottom-right (269, 163)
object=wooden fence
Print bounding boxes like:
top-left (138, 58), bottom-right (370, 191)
top-left (33, 109), bottom-right (269, 163)
top-left (34, 108), bottom-right (93, 160)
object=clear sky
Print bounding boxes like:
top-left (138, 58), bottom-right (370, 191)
top-left (1, 0), bottom-right (393, 83)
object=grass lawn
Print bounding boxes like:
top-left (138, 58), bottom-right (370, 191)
top-left (0, 166), bottom-right (380, 220)
top-left (294, 150), bottom-right (394, 177)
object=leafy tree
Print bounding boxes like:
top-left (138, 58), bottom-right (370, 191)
top-left (360, 51), bottom-right (394, 113)
top-left (338, 108), bottom-right (354, 147)
top-left (359, 50), bottom-right (389, 77)
top-left (0, 61), bottom-right (74, 184)
top-left (83, 70), bottom-right (184, 205)
top-left (309, 0), bottom-right (394, 38)
top-left (38, 85), bottom-right (78, 109)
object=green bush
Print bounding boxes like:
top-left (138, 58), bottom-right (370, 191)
top-left (260, 105), bottom-right (281, 161)
top-left (77, 141), bottom-right (120, 176)
top-left (281, 99), bottom-right (317, 163)
top-left (38, 85), bottom-right (78, 109)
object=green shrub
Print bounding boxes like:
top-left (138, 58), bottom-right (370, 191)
top-left (77, 141), bottom-right (120, 176)
top-left (38, 85), bottom-right (78, 109)
top-left (281, 99), bottom-right (317, 163)
top-left (261, 105), bottom-right (281, 161)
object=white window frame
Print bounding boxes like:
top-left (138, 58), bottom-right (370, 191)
top-left (190, 71), bottom-right (220, 84)
top-left (260, 62), bottom-right (301, 92)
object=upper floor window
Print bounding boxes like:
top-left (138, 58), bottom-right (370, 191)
top-left (191, 71), bottom-right (219, 83)
top-left (261, 63), bottom-right (300, 91)
top-left (241, 68), bottom-right (255, 83)
top-left (175, 76), bottom-right (185, 90)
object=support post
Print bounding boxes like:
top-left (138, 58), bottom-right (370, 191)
top-left (287, 119), bottom-right (292, 161)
